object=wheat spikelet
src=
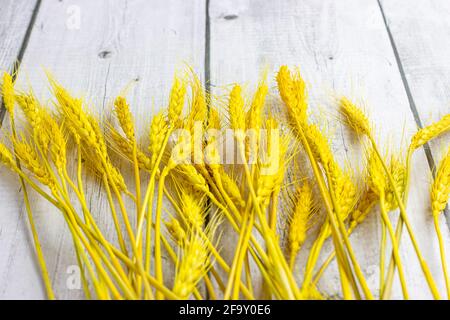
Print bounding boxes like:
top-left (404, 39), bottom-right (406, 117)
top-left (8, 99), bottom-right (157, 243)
top-left (16, 94), bottom-right (43, 132)
top-left (304, 123), bottom-right (356, 217)
top-left (218, 169), bottom-right (245, 208)
top-left (12, 136), bottom-right (56, 191)
top-left (104, 160), bottom-right (128, 192)
top-left (165, 218), bottom-right (186, 246)
top-left (256, 139), bottom-right (287, 208)
top-left (168, 76), bottom-right (186, 125)
top-left (288, 181), bottom-right (313, 256)
top-left (186, 76), bottom-right (207, 132)
top-left (178, 165), bottom-right (209, 194)
top-left (246, 82), bottom-right (268, 131)
top-left (1, 72), bottom-right (15, 118)
top-left (51, 80), bottom-right (107, 160)
top-left (385, 156), bottom-right (406, 211)
top-left (431, 148), bottom-right (450, 216)
top-left (110, 128), bottom-right (151, 170)
top-left (43, 111), bottom-right (67, 170)
top-left (276, 65), bottom-right (308, 130)
top-left (0, 143), bottom-right (17, 170)
top-left (367, 148), bottom-right (386, 196)
top-left (208, 107), bottom-right (221, 130)
top-left (328, 162), bottom-right (357, 219)
top-left (304, 123), bottom-right (333, 165)
top-left (410, 114), bottom-right (450, 151)
top-left (350, 188), bottom-right (379, 229)
top-left (149, 112), bottom-right (169, 167)
top-left (114, 96), bottom-right (135, 141)
top-left (340, 97), bottom-right (371, 136)
top-left (228, 85), bottom-right (246, 131)
top-left (180, 190), bottom-right (205, 229)
top-left (172, 232), bottom-right (211, 299)
top-left (86, 115), bottom-right (108, 159)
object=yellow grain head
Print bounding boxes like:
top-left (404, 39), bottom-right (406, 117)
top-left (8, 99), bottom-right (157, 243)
top-left (180, 190), bottom-right (205, 229)
top-left (350, 187), bottom-right (378, 229)
top-left (410, 114), bottom-right (450, 151)
top-left (1, 72), bottom-right (15, 119)
top-left (168, 76), bottom-right (187, 125)
top-left (257, 135), bottom-right (288, 208)
top-left (12, 136), bottom-right (56, 191)
top-left (149, 112), bottom-right (169, 167)
top-left (246, 81), bottom-right (268, 131)
top-left (105, 160), bottom-right (128, 193)
top-left (431, 147), bottom-right (450, 216)
top-left (385, 155), bottom-right (406, 210)
top-left (16, 94), bottom-right (51, 155)
top-left (208, 107), bottom-right (221, 130)
top-left (178, 165), bottom-right (209, 194)
top-left (276, 66), bottom-right (308, 130)
top-left (328, 161), bottom-right (358, 219)
top-left (43, 111), bottom-right (67, 170)
top-left (16, 93), bottom-right (42, 131)
top-left (340, 97), bottom-right (371, 136)
top-left (172, 232), bottom-right (210, 299)
top-left (110, 127), bottom-right (151, 170)
top-left (114, 96), bottom-right (135, 141)
top-left (0, 143), bottom-right (17, 171)
top-left (288, 181), bottom-right (313, 256)
top-left (218, 169), bottom-right (245, 208)
top-left (187, 76), bottom-right (207, 131)
top-left (228, 84), bottom-right (246, 132)
top-left (367, 148), bottom-right (386, 196)
top-left (304, 123), bottom-right (333, 165)
top-left (165, 218), bottom-right (186, 246)
top-left (51, 79), bottom-right (107, 159)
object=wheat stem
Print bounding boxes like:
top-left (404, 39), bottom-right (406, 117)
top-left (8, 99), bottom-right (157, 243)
top-left (369, 137), bottom-right (440, 299)
top-left (433, 214), bottom-right (450, 299)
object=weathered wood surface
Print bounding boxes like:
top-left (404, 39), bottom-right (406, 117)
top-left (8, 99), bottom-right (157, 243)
top-left (0, 0), bottom-right (449, 299)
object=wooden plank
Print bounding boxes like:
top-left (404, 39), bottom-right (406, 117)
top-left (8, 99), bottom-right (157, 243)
top-left (0, 0), bottom-right (38, 71)
top-left (379, 0), bottom-right (450, 213)
top-left (0, 0), bottom-right (205, 299)
top-left (0, 0), bottom-right (44, 300)
top-left (209, 0), bottom-right (450, 298)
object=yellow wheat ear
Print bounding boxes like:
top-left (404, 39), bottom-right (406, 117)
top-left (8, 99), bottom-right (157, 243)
top-left (165, 218), bottom-right (186, 246)
top-left (228, 84), bottom-right (245, 131)
top-left (410, 114), bottom-right (450, 151)
top-left (114, 96), bottom-right (135, 141)
top-left (1, 72), bottom-right (15, 119)
top-left (172, 231), bottom-right (211, 299)
top-left (339, 97), bottom-right (371, 136)
top-left (431, 147), bottom-right (450, 216)
top-left (288, 181), bottom-right (313, 260)
top-left (276, 65), bottom-right (308, 130)
top-left (168, 76), bottom-right (187, 126)
top-left (0, 142), bottom-right (17, 170)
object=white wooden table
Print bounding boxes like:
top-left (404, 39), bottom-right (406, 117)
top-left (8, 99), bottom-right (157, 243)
top-left (0, 0), bottom-right (449, 299)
